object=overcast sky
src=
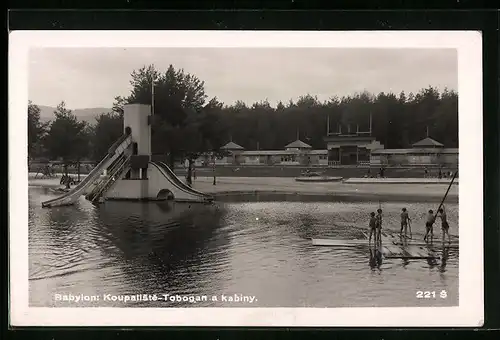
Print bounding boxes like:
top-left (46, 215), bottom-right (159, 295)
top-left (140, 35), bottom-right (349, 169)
top-left (28, 48), bottom-right (457, 109)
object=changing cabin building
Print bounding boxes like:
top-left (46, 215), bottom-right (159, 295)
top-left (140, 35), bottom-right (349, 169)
top-left (192, 113), bottom-right (457, 168)
top-left (370, 137), bottom-right (458, 167)
top-left (199, 140), bottom-right (329, 166)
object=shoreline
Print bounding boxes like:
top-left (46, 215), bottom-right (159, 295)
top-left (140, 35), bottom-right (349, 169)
top-left (29, 175), bottom-right (458, 203)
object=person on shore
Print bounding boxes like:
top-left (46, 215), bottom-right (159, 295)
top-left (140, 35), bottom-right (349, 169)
top-left (193, 167), bottom-right (197, 181)
top-left (438, 167), bottom-right (442, 179)
top-left (438, 206), bottom-right (451, 244)
top-left (424, 167), bottom-right (428, 178)
top-left (376, 208), bottom-right (383, 244)
top-left (368, 212), bottom-right (377, 245)
top-left (366, 168), bottom-right (371, 178)
top-left (400, 207), bottom-right (411, 237)
top-left (424, 209), bottom-right (435, 242)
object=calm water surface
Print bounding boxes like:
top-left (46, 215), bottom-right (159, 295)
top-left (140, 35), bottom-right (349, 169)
top-left (29, 187), bottom-right (459, 308)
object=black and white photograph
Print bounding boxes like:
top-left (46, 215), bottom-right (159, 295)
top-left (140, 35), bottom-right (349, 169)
top-left (9, 31), bottom-right (483, 327)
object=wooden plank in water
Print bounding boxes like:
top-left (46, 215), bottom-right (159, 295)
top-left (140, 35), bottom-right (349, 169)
top-left (383, 244), bottom-right (405, 256)
top-left (404, 245), bottom-right (429, 257)
top-left (312, 238), bottom-right (457, 250)
top-left (384, 245), bottom-right (439, 259)
top-left (391, 241), bottom-right (458, 249)
top-left (385, 255), bottom-right (439, 260)
top-left (380, 246), bottom-right (393, 257)
top-left (311, 238), bottom-right (368, 247)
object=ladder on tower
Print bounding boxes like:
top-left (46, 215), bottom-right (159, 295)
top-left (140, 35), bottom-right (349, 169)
top-left (86, 152), bottom-right (132, 203)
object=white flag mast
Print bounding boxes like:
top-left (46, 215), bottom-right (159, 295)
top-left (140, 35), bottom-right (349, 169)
top-left (151, 68), bottom-right (155, 116)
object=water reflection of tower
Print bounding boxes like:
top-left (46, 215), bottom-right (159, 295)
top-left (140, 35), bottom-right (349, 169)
top-left (93, 201), bottom-right (231, 306)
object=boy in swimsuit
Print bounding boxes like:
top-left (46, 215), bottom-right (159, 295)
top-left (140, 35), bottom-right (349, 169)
top-left (438, 206), bottom-right (451, 244)
top-left (400, 208), bottom-right (411, 237)
top-left (368, 212), bottom-right (377, 245)
top-left (376, 208), bottom-right (383, 244)
top-left (423, 209), bottom-right (435, 242)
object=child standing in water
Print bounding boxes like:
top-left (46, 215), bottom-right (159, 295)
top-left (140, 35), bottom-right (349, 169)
top-left (438, 205), bottom-right (451, 244)
top-left (368, 212), bottom-right (377, 245)
top-left (424, 209), bottom-right (435, 242)
top-left (400, 207), bottom-right (411, 237)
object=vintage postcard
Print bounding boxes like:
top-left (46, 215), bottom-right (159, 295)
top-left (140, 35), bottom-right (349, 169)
top-left (9, 30), bottom-right (483, 327)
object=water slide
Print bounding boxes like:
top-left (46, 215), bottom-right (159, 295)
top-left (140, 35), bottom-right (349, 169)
top-left (42, 134), bottom-right (133, 208)
top-left (151, 162), bottom-right (213, 201)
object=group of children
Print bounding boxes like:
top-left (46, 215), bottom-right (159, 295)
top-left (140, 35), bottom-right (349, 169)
top-left (368, 205), bottom-right (451, 245)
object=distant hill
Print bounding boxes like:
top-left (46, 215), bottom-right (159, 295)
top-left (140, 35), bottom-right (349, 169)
top-left (38, 105), bottom-right (113, 124)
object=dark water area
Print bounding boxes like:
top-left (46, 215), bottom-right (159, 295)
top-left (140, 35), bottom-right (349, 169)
top-left (29, 187), bottom-right (459, 308)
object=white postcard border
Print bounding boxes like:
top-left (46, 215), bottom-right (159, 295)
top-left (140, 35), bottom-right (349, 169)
top-left (9, 30), bottom-right (483, 327)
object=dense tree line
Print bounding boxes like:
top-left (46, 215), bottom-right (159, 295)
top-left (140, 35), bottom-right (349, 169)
top-left (28, 64), bottom-right (458, 175)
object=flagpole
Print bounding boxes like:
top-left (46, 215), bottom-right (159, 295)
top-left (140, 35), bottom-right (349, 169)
top-left (151, 76), bottom-right (155, 116)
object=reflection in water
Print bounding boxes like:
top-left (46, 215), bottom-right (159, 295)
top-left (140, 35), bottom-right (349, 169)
top-left (29, 188), bottom-right (459, 308)
top-left (369, 247), bottom-right (383, 271)
top-left (439, 246), bottom-right (450, 273)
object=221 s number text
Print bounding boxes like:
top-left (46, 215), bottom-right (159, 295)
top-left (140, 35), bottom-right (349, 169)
top-left (416, 290), bottom-right (448, 299)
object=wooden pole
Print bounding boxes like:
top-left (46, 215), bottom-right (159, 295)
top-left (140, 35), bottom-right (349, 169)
top-left (369, 112), bottom-right (372, 135)
top-left (434, 170), bottom-right (458, 220)
top-left (151, 71), bottom-right (155, 116)
top-left (212, 153), bottom-right (216, 185)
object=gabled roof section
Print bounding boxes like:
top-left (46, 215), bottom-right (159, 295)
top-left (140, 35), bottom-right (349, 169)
top-left (412, 137), bottom-right (444, 148)
top-left (285, 139), bottom-right (312, 149)
top-left (221, 141), bottom-right (245, 150)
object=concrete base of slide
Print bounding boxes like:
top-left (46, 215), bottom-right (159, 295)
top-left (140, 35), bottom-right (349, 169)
top-left (105, 164), bottom-right (210, 203)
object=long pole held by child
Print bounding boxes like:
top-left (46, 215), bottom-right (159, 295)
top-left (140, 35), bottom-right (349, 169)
top-left (434, 171), bottom-right (458, 221)
top-left (425, 170), bottom-right (457, 243)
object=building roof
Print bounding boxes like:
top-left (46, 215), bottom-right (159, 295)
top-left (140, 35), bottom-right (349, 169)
top-left (308, 150), bottom-right (328, 155)
top-left (371, 148), bottom-right (458, 155)
top-left (412, 137), bottom-right (444, 148)
top-left (285, 140), bottom-right (312, 149)
top-left (241, 150), bottom-right (298, 156)
top-left (240, 149), bottom-right (328, 156)
top-left (221, 141), bottom-right (245, 150)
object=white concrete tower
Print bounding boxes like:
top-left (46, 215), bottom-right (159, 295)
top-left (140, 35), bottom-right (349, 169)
top-left (123, 104), bottom-right (152, 179)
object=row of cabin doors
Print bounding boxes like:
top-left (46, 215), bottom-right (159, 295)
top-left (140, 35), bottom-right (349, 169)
top-left (328, 146), bottom-right (370, 165)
